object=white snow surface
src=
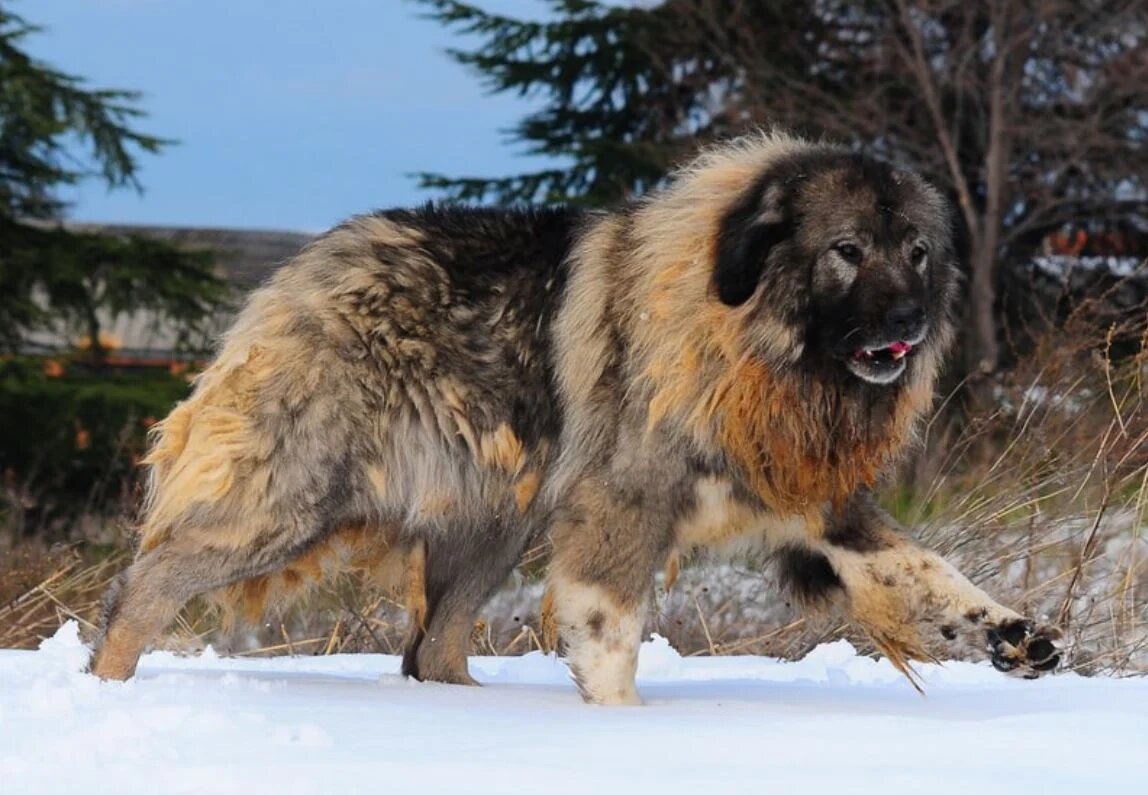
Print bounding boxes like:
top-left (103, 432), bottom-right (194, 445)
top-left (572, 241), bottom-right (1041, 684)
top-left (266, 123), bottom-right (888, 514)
top-left (2, 623), bottom-right (1146, 794)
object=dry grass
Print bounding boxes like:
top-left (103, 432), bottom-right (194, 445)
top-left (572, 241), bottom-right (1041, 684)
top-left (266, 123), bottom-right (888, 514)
top-left (906, 320), bottom-right (1148, 674)
top-left (0, 545), bottom-right (125, 650)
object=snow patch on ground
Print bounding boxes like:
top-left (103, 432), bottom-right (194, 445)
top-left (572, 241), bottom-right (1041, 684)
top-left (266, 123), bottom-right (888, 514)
top-left (2, 622), bottom-right (1146, 794)
top-left (1032, 254), bottom-right (1145, 278)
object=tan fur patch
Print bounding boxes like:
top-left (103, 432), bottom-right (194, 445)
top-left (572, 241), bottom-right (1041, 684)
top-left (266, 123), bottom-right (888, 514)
top-left (90, 632), bottom-right (144, 680)
top-left (137, 345), bottom-right (284, 553)
top-left (539, 586), bottom-right (558, 653)
top-left (720, 360), bottom-right (881, 510)
top-left (404, 539), bottom-right (428, 632)
top-left (672, 476), bottom-right (824, 555)
top-left (351, 214), bottom-right (426, 248)
top-left (366, 465), bottom-right (389, 499)
top-left (553, 217), bottom-right (624, 415)
top-left (690, 355), bottom-right (934, 514)
top-left (139, 404), bottom-right (252, 552)
top-left (417, 491), bottom-right (456, 519)
top-left (479, 423), bottom-right (526, 474)
top-left (663, 551), bottom-right (680, 592)
top-left (209, 524), bottom-right (399, 628)
top-left (513, 471), bottom-right (541, 514)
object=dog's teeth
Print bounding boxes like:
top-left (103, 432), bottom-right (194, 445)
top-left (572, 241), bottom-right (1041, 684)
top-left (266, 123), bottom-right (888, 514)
top-left (891, 349), bottom-right (906, 361)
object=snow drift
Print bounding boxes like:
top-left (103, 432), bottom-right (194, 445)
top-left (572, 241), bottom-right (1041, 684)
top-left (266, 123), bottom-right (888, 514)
top-left (1, 622), bottom-right (1145, 794)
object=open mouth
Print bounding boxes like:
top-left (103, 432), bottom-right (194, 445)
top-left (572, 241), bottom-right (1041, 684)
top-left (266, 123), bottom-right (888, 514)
top-left (845, 340), bottom-right (916, 384)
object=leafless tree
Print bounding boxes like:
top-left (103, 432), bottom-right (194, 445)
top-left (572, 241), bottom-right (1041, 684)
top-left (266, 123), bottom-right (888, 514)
top-left (675, 0), bottom-right (1148, 386)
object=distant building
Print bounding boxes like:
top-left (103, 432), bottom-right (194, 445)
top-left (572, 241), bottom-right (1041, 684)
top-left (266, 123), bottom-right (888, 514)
top-left (21, 223), bottom-right (314, 367)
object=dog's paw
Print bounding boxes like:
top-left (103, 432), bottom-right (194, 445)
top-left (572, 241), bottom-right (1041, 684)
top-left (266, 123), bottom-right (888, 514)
top-left (986, 619), bottom-right (1063, 678)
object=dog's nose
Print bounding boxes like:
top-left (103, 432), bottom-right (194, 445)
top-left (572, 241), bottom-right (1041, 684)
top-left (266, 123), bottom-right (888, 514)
top-left (884, 301), bottom-right (926, 340)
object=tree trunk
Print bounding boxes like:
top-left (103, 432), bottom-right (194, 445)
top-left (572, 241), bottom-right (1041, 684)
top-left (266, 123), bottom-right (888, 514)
top-left (964, 1), bottom-right (1011, 398)
top-left (966, 239), bottom-right (1000, 377)
top-left (83, 302), bottom-right (106, 365)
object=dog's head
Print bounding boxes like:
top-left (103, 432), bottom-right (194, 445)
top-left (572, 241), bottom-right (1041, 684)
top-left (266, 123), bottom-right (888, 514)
top-left (714, 148), bottom-right (960, 386)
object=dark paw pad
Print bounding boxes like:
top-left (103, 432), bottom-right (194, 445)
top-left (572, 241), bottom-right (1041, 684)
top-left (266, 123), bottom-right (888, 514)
top-left (987, 619), bottom-right (1063, 678)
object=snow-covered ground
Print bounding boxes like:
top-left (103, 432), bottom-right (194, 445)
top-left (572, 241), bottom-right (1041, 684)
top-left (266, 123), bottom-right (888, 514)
top-left (2, 623), bottom-right (1146, 794)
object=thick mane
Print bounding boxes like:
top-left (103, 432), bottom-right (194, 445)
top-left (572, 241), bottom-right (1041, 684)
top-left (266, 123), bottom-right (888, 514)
top-left (620, 131), bottom-right (945, 514)
top-left (641, 317), bottom-right (938, 514)
top-left (709, 358), bottom-right (936, 513)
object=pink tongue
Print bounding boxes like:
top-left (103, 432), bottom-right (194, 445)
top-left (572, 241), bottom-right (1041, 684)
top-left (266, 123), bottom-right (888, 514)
top-left (889, 341), bottom-right (912, 355)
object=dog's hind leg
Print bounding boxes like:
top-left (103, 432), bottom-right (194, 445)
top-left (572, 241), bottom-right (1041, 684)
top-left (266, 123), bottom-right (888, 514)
top-left (398, 537), bottom-right (433, 679)
top-left (401, 530), bottom-right (523, 686)
top-left (402, 538), bottom-right (429, 639)
top-left (780, 493), bottom-right (1062, 682)
top-left (91, 533), bottom-right (283, 680)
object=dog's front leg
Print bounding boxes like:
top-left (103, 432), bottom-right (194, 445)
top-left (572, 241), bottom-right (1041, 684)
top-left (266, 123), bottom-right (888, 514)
top-left (806, 493), bottom-right (1063, 678)
top-left (547, 477), bottom-right (675, 705)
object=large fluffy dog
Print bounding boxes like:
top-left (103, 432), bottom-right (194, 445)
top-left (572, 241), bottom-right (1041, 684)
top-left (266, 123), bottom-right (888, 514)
top-left (92, 132), bottom-right (1061, 702)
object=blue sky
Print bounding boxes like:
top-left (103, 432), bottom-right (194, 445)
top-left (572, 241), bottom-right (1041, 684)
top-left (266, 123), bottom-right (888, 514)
top-left (27, 0), bottom-right (554, 231)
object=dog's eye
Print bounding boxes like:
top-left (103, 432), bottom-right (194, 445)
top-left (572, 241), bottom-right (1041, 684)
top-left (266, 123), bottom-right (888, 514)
top-left (910, 244), bottom-right (928, 267)
top-left (834, 243), bottom-right (863, 265)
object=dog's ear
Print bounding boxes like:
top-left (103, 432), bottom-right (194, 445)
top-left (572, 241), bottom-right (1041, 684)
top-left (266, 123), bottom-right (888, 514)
top-left (714, 182), bottom-right (791, 306)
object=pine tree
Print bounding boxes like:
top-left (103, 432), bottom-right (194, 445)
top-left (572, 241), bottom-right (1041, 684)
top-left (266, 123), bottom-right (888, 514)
top-left (412, 0), bottom-right (744, 205)
top-left (0, 4), bottom-right (227, 357)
